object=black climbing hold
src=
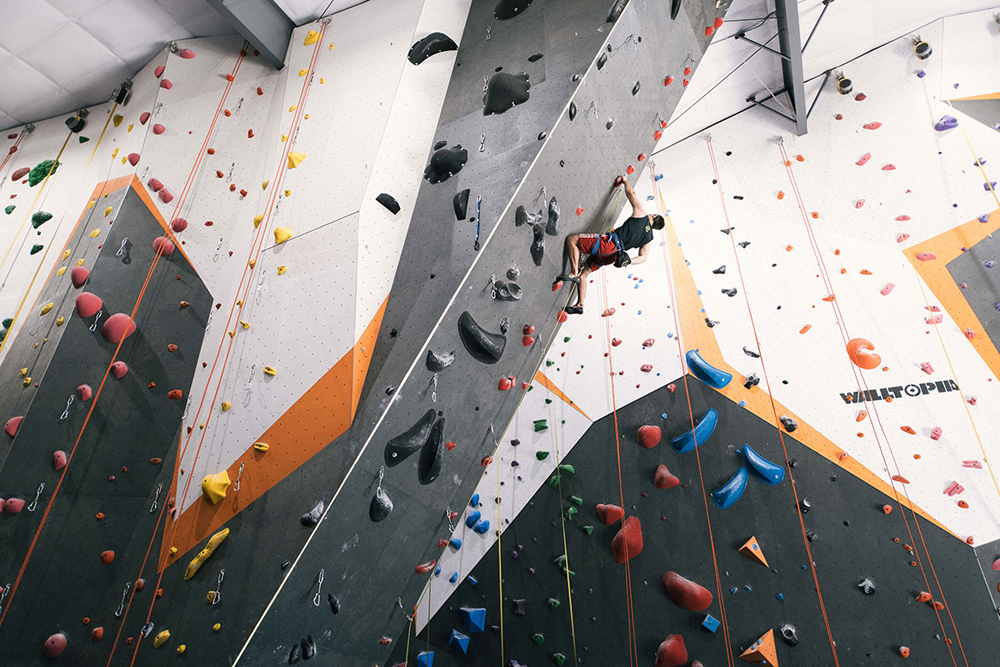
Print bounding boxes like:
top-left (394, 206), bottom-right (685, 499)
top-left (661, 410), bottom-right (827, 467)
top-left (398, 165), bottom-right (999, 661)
top-left (631, 81), bottom-right (641, 96)
top-left (858, 578), bottom-right (876, 595)
top-left (559, 160), bottom-right (565, 167)
top-left (512, 599), bottom-right (527, 615)
top-left (458, 311), bottom-right (507, 364)
top-left (389, 328), bottom-right (398, 338)
top-left (780, 623), bottom-right (799, 647)
top-left (433, 140), bottom-right (447, 150)
top-left (454, 189), bottom-right (470, 220)
top-left (530, 223), bottom-right (545, 266)
top-left (494, 0), bottom-right (532, 20)
top-left (369, 486), bottom-right (393, 522)
top-left (385, 409), bottom-right (436, 466)
top-left (800, 498), bottom-right (812, 513)
top-left (499, 317), bottom-right (509, 335)
top-left (743, 346), bottom-right (760, 358)
top-left (483, 72), bottom-right (531, 115)
top-left (722, 287), bottom-right (737, 297)
top-left (607, 0), bottom-right (627, 22)
top-left (515, 205), bottom-right (528, 227)
top-left (597, 53), bottom-right (608, 70)
top-left (806, 530), bottom-right (817, 542)
top-left (569, 102), bottom-right (577, 121)
top-left (281, 560), bottom-right (291, 570)
top-left (738, 241), bottom-right (751, 248)
top-left (494, 280), bottom-right (523, 301)
top-left (424, 144), bottom-right (468, 184)
top-left (408, 32), bottom-right (458, 65)
top-left (670, 0), bottom-right (681, 20)
top-left (779, 415), bottom-right (798, 432)
top-left (734, 195), bottom-right (744, 200)
top-left (426, 348), bottom-right (456, 372)
top-left (537, 132), bottom-right (547, 140)
top-left (546, 197), bottom-right (559, 236)
top-left (328, 593), bottom-right (341, 614)
top-left (507, 265), bottom-right (519, 280)
top-left (300, 500), bottom-right (324, 526)
top-left (418, 417), bottom-right (445, 484)
top-left (301, 635), bottom-right (316, 660)
top-left (606, 118), bottom-right (614, 130)
top-left (713, 265), bottom-right (726, 274)
top-left (528, 53), bottom-right (543, 62)
top-left (721, 227), bottom-right (731, 235)
top-left (288, 642), bottom-right (301, 664)
top-left (376, 193), bottom-right (400, 215)
top-left (744, 373), bottom-right (760, 389)
top-left (572, 74), bottom-right (581, 82)
top-left (705, 318), bottom-right (718, 328)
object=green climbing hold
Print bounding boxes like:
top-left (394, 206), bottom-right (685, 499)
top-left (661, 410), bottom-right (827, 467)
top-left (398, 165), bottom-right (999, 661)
top-left (558, 464), bottom-right (575, 475)
top-left (31, 211), bottom-right (52, 228)
top-left (591, 616), bottom-right (597, 622)
top-left (588, 588), bottom-right (593, 594)
top-left (570, 495), bottom-right (583, 506)
top-left (532, 633), bottom-right (545, 645)
top-left (546, 360), bottom-right (554, 366)
top-left (545, 398), bottom-right (552, 404)
top-left (547, 598), bottom-right (560, 609)
top-left (582, 525), bottom-right (594, 535)
top-left (28, 159), bottom-right (61, 186)
top-left (552, 652), bottom-right (567, 666)
top-left (2, 319), bottom-right (11, 328)
top-left (563, 337), bottom-right (571, 343)
top-left (4, 205), bottom-right (14, 215)
top-left (30, 244), bottom-right (43, 255)
top-left (554, 554), bottom-right (567, 567)
top-left (536, 451), bottom-right (549, 460)
top-left (79, 136), bottom-right (90, 143)
top-left (533, 419), bottom-right (548, 432)
top-left (565, 506), bottom-right (578, 520)
top-left (0, 329), bottom-right (7, 341)
top-left (548, 475), bottom-right (559, 487)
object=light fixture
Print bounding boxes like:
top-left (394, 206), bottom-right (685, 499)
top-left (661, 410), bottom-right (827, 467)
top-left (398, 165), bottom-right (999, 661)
top-left (913, 36), bottom-right (932, 60)
top-left (114, 79), bottom-right (133, 105)
top-left (835, 71), bottom-right (852, 95)
top-left (65, 109), bottom-right (88, 133)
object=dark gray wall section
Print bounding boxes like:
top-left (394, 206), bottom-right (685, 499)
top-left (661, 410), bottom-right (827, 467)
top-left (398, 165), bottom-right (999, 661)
top-left (946, 233), bottom-right (1000, 359)
top-left (0, 186), bottom-right (212, 666)
top-left (385, 375), bottom-right (997, 666)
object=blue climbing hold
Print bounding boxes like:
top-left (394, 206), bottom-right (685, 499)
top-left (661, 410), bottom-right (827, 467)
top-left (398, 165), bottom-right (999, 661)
top-left (686, 349), bottom-right (732, 388)
top-left (417, 651), bottom-right (435, 667)
top-left (702, 614), bottom-right (720, 633)
top-left (468, 575), bottom-right (479, 586)
top-left (449, 629), bottom-right (471, 653)
top-left (712, 466), bottom-right (749, 509)
top-left (473, 519), bottom-right (490, 534)
top-left (741, 444), bottom-right (785, 485)
top-left (435, 564), bottom-right (442, 575)
top-left (449, 537), bottom-right (463, 550)
top-left (776, 592), bottom-right (785, 601)
top-left (460, 607), bottom-right (487, 633)
top-left (465, 510), bottom-right (482, 528)
top-left (449, 572), bottom-right (459, 583)
top-left (670, 409), bottom-right (718, 453)
top-left (470, 493), bottom-right (479, 507)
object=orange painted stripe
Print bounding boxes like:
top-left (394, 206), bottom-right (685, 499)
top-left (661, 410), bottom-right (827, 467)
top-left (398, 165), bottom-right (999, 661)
top-left (159, 294), bottom-right (389, 569)
top-left (948, 92), bottom-right (1000, 102)
top-left (533, 370), bottom-right (592, 421)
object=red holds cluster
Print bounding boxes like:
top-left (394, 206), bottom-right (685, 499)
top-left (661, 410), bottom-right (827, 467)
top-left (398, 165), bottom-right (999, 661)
top-left (153, 236), bottom-right (175, 256)
top-left (75, 292), bottom-right (102, 318)
top-left (596, 503), bottom-right (624, 525)
top-left (102, 314), bottom-right (137, 344)
top-left (662, 571), bottom-right (714, 611)
top-left (637, 425), bottom-right (661, 448)
top-left (656, 634), bottom-right (687, 667)
top-left (611, 516), bottom-right (643, 563)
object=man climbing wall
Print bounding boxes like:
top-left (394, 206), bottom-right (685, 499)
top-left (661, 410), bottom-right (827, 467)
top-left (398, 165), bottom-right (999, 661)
top-left (557, 175), bottom-right (665, 314)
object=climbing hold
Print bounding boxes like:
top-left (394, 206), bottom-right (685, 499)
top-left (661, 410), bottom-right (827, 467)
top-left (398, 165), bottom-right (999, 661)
top-left (740, 629), bottom-right (779, 666)
top-left (53, 450), bottom-right (67, 470)
top-left (742, 445), bottom-right (784, 484)
top-left (40, 302), bottom-right (54, 315)
top-left (611, 516), bottom-right (643, 563)
top-left (153, 630), bottom-right (170, 649)
top-left (863, 122), bottom-right (882, 130)
top-left (287, 152), bottom-right (306, 169)
top-left (424, 144), bottom-right (467, 183)
top-left (263, 366), bottom-right (277, 376)
top-left (686, 350), bottom-right (732, 388)
top-left (530, 223), bottom-right (546, 266)
top-left (30, 244), bottom-right (44, 255)
top-left (712, 466), bottom-right (749, 510)
top-left (778, 415), bottom-right (797, 433)
top-left (11, 167), bottom-right (29, 181)
top-left (152, 236), bottom-right (175, 256)
top-left (846, 338), bottom-right (881, 370)
top-left (448, 629), bottom-right (470, 653)
top-left (385, 409), bottom-right (436, 466)
top-left (159, 79), bottom-right (172, 90)
top-left (739, 536), bottom-right (769, 566)
top-left (607, 0), bottom-right (627, 22)
top-left (4, 498), bottom-right (25, 513)
top-left (915, 252), bottom-right (936, 261)
top-left (70, 266), bottom-right (90, 288)
top-left (596, 503), bottom-right (624, 525)
top-left (671, 409), bottom-right (718, 453)
top-left (882, 504), bottom-right (893, 514)
top-left (43, 633), bottom-right (67, 658)
top-left (184, 527), bottom-right (229, 580)
top-left (483, 72), bottom-right (531, 115)
top-left (934, 116), bottom-right (958, 131)
top-left (418, 417), bottom-right (445, 484)
top-left (416, 651), bottom-right (435, 667)
top-left (200, 470), bottom-right (231, 504)
top-left (656, 635), bottom-right (688, 667)
top-left (370, 487), bottom-right (393, 522)
top-left (253, 442), bottom-right (269, 452)
top-left (75, 292), bottom-right (102, 318)
top-left (855, 152), bottom-right (872, 166)
top-left (301, 501), bottom-right (324, 526)
top-left (5, 416), bottom-right (23, 437)
top-left (880, 283), bottom-right (894, 296)
top-left (376, 193), bottom-right (400, 215)
top-left (274, 227), bottom-right (293, 244)
top-left (454, 189), bottom-right (470, 220)
top-left (930, 427), bottom-right (942, 440)
top-left (654, 464), bottom-right (680, 489)
top-left (458, 311), bottom-right (506, 364)
top-left (426, 349), bottom-right (456, 372)
top-left (31, 211), bottom-right (52, 228)
top-left (637, 425), bottom-right (661, 448)
top-left (102, 314), bottom-right (137, 343)
top-left (408, 32), bottom-right (458, 65)
top-left (100, 550), bottom-right (115, 564)
top-left (662, 571), bottom-right (714, 611)
top-left (547, 197), bottom-right (560, 235)
top-left (111, 361), bottom-right (128, 379)
top-left (76, 383), bottom-right (93, 401)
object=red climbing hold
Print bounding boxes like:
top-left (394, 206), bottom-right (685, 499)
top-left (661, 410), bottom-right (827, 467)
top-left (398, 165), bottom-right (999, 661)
top-left (626, 165), bottom-right (635, 175)
top-left (153, 237), bottom-right (175, 256)
top-left (882, 164), bottom-right (896, 171)
top-left (102, 314), bottom-right (137, 344)
top-left (498, 376), bottom-right (515, 391)
top-left (611, 338), bottom-right (622, 346)
top-left (596, 503), bottom-right (624, 525)
top-left (43, 633), bottom-right (67, 658)
top-left (77, 384), bottom-right (92, 401)
top-left (4, 415), bottom-right (22, 437)
top-left (75, 292), bottom-right (103, 318)
top-left (171, 218), bottom-right (188, 232)
top-left (152, 124), bottom-right (165, 135)
top-left (662, 571), bottom-right (714, 611)
top-left (640, 364), bottom-right (653, 373)
top-left (611, 516), bottom-right (643, 563)
top-left (178, 48), bottom-right (196, 59)
top-left (602, 308), bottom-right (615, 317)
top-left (168, 390), bottom-right (183, 400)
top-left (70, 266), bottom-right (90, 288)
top-left (557, 311), bottom-right (568, 323)
top-left (576, 207), bottom-right (585, 215)
top-left (11, 167), bottom-right (29, 181)
top-left (127, 153), bottom-right (140, 166)
top-left (855, 92), bottom-right (866, 101)
top-left (415, 559), bottom-right (436, 574)
top-left (654, 464), bottom-right (680, 489)
top-left (655, 634), bottom-right (688, 667)
top-left (53, 450), bottom-right (67, 470)
top-left (91, 627), bottom-right (104, 642)
top-left (159, 188), bottom-right (173, 203)
top-left (159, 79), bottom-right (172, 90)
top-left (638, 153), bottom-right (646, 161)
top-left (139, 111), bottom-right (150, 125)
top-left (147, 177), bottom-right (163, 192)
top-left (643, 338), bottom-right (655, 347)
top-left (637, 425), bottom-right (661, 448)
top-left (856, 152), bottom-right (872, 166)
top-left (863, 122), bottom-right (882, 130)
top-left (100, 550), bottom-right (115, 564)
top-left (551, 280), bottom-right (563, 291)
top-left (111, 361), bottom-right (128, 379)
top-left (715, 17), bottom-right (724, 28)
top-left (4, 497), bottom-right (25, 513)
top-left (705, 26), bottom-right (714, 36)
top-left (154, 65), bottom-right (164, 78)
top-left (654, 130), bottom-right (663, 141)
top-left (522, 336), bottom-right (535, 346)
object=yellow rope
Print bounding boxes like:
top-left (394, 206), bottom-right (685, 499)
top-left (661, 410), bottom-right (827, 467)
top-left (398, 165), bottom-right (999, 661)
top-left (552, 420), bottom-right (580, 665)
top-left (403, 615), bottom-right (412, 666)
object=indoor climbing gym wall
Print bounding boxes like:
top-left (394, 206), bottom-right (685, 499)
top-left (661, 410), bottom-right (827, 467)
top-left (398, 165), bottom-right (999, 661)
top-left (0, 0), bottom-right (999, 666)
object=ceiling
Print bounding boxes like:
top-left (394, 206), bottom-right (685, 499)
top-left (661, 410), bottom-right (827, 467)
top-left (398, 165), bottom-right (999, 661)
top-left (0, 0), bottom-right (366, 131)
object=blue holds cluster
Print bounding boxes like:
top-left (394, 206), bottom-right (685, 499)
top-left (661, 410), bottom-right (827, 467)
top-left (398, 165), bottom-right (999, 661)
top-left (712, 445), bottom-right (785, 509)
top-left (460, 607), bottom-right (487, 633)
top-left (671, 409), bottom-right (718, 453)
top-left (449, 630), bottom-right (470, 653)
top-left (417, 650), bottom-right (434, 667)
top-left (686, 349), bottom-right (732, 388)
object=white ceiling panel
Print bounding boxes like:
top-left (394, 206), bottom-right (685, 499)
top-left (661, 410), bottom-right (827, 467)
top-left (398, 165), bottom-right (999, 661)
top-left (19, 22), bottom-right (123, 86)
top-left (0, 0), bottom-right (68, 54)
top-left (275, 0), bottom-right (368, 24)
top-left (78, 0), bottom-right (195, 60)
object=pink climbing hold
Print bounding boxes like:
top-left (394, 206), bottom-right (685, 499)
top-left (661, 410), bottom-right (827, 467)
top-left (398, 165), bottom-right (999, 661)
top-left (147, 178), bottom-right (163, 192)
top-left (11, 167), bottom-right (29, 181)
top-left (53, 450), bottom-right (67, 471)
top-left (992, 558), bottom-right (1000, 572)
top-left (926, 315), bottom-right (943, 324)
top-left (152, 124), bottom-right (165, 135)
top-left (895, 215), bottom-right (911, 221)
top-left (662, 571), bottom-right (714, 611)
top-left (139, 111), bottom-right (150, 125)
top-left (856, 152), bottom-right (872, 166)
top-left (611, 516), bottom-right (643, 563)
top-left (154, 65), bottom-right (165, 78)
top-left (915, 252), bottom-right (936, 261)
top-left (654, 464), bottom-right (680, 489)
top-left (880, 283), bottom-right (894, 296)
top-left (611, 338), bottom-right (622, 347)
top-left (931, 427), bottom-right (942, 440)
top-left (601, 308), bottom-right (615, 317)
top-left (640, 363), bottom-right (653, 373)
top-left (75, 292), bottom-right (103, 318)
top-left (4, 497), bottom-right (25, 513)
top-left (655, 634), bottom-right (688, 667)
top-left (944, 481), bottom-right (964, 496)
top-left (77, 384), bottom-right (93, 401)
top-left (863, 122), bottom-right (882, 130)
top-left (920, 362), bottom-right (934, 375)
top-left (637, 425), bottom-right (662, 448)
top-left (896, 233), bottom-right (910, 243)
top-left (111, 361), bottom-right (128, 379)
top-left (596, 503), bottom-right (624, 525)
top-left (102, 314), bottom-right (137, 344)
top-left (43, 633), bottom-right (67, 658)
top-left (4, 416), bottom-right (23, 437)
top-left (127, 153), bottom-right (140, 166)
top-left (70, 266), bottom-right (90, 288)
top-left (152, 237), bottom-right (175, 256)
top-left (643, 338), bottom-right (655, 347)
top-left (159, 79), bottom-right (172, 90)
top-left (159, 188), bottom-right (174, 203)
top-left (178, 48), bottom-right (196, 59)
top-left (171, 217), bottom-right (188, 232)
top-left (855, 199), bottom-right (865, 209)
top-left (882, 164), bottom-right (896, 171)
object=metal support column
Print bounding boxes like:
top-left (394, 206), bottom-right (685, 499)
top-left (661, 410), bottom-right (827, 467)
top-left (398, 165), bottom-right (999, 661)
top-left (774, 0), bottom-right (807, 135)
top-left (204, 0), bottom-right (294, 70)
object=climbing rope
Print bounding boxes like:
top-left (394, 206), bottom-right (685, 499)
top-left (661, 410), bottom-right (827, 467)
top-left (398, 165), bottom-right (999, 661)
top-left (0, 130), bottom-right (27, 175)
top-left (551, 420), bottom-right (580, 666)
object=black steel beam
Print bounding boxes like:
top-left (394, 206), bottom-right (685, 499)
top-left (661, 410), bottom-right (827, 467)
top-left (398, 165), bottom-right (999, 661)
top-left (775, 0), bottom-right (807, 135)
top-left (204, 0), bottom-right (295, 69)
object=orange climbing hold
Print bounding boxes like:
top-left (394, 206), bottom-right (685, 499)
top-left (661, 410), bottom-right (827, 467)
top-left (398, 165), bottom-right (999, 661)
top-left (799, 325), bottom-right (811, 334)
top-left (738, 536), bottom-right (769, 567)
top-left (900, 425), bottom-right (916, 435)
top-left (915, 591), bottom-right (932, 603)
top-left (856, 410), bottom-right (867, 422)
top-left (785, 245), bottom-right (793, 251)
top-left (891, 475), bottom-right (910, 484)
top-left (860, 269), bottom-right (872, 275)
top-left (739, 629), bottom-right (779, 667)
top-left (100, 550), bottom-right (115, 564)
top-left (958, 500), bottom-right (969, 508)
top-left (777, 191), bottom-right (785, 199)
top-left (846, 338), bottom-right (881, 370)
top-left (822, 295), bottom-right (836, 302)
top-left (899, 646), bottom-right (910, 659)
top-left (882, 505), bottom-right (893, 515)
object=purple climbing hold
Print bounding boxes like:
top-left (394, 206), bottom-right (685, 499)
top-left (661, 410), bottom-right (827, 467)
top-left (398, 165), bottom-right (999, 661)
top-left (985, 182), bottom-right (997, 191)
top-left (934, 115), bottom-right (958, 131)
top-left (980, 214), bottom-right (990, 223)
top-left (916, 70), bottom-right (926, 78)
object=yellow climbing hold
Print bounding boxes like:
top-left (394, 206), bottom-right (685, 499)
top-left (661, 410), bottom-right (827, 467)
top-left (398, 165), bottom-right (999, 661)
top-left (277, 266), bottom-right (286, 275)
top-left (288, 104), bottom-right (297, 112)
top-left (213, 623), bottom-right (221, 632)
top-left (56, 316), bottom-right (64, 326)
top-left (248, 259), bottom-right (256, 269)
top-left (22, 377), bottom-right (31, 387)
top-left (88, 200), bottom-right (96, 210)
top-left (303, 29), bottom-right (319, 45)
top-left (253, 442), bottom-right (269, 452)
top-left (227, 330), bottom-right (234, 339)
top-left (221, 401), bottom-right (232, 411)
top-left (127, 123), bottom-right (134, 132)
top-left (184, 527), bottom-right (230, 580)
top-left (253, 214), bottom-right (263, 228)
top-left (61, 249), bottom-right (71, 260)
top-left (19, 368), bottom-right (27, 378)
top-left (121, 157), bottom-right (128, 165)
top-left (236, 300), bottom-right (243, 307)
top-left (176, 645), bottom-right (186, 655)
top-left (103, 206), bottom-right (113, 217)
top-left (200, 470), bottom-right (231, 505)
top-left (263, 366), bottom-right (277, 376)
top-left (298, 69), bottom-right (308, 77)
top-left (153, 630), bottom-right (170, 649)
top-left (328, 43), bottom-right (334, 50)
top-left (284, 190), bottom-right (291, 198)
top-left (89, 229), bottom-right (101, 238)
top-left (112, 114), bottom-right (123, 127)
top-left (240, 321), bottom-right (250, 329)
top-left (112, 148), bottom-right (119, 159)
top-left (169, 546), bottom-right (178, 556)
top-left (207, 591), bottom-right (217, 603)
top-left (287, 152), bottom-right (306, 169)
top-left (304, 114), bottom-right (310, 120)
top-left (320, 78), bottom-right (325, 84)
top-left (262, 180), bottom-right (269, 190)
top-left (76, 259), bottom-right (85, 266)
top-left (281, 134), bottom-right (287, 142)
top-left (40, 302), bottom-right (54, 315)
top-left (274, 227), bottom-right (292, 244)
top-left (56, 266), bottom-right (66, 276)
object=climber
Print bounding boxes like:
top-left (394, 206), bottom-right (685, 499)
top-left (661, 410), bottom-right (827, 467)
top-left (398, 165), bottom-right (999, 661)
top-left (556, 176), bottom-right (664, 315)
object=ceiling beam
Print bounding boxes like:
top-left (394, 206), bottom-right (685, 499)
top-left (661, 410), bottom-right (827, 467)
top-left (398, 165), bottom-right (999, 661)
top-left (203, 0), bottom-right (294, 69)
top-left (774, 0), bottom-right (807, 135)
